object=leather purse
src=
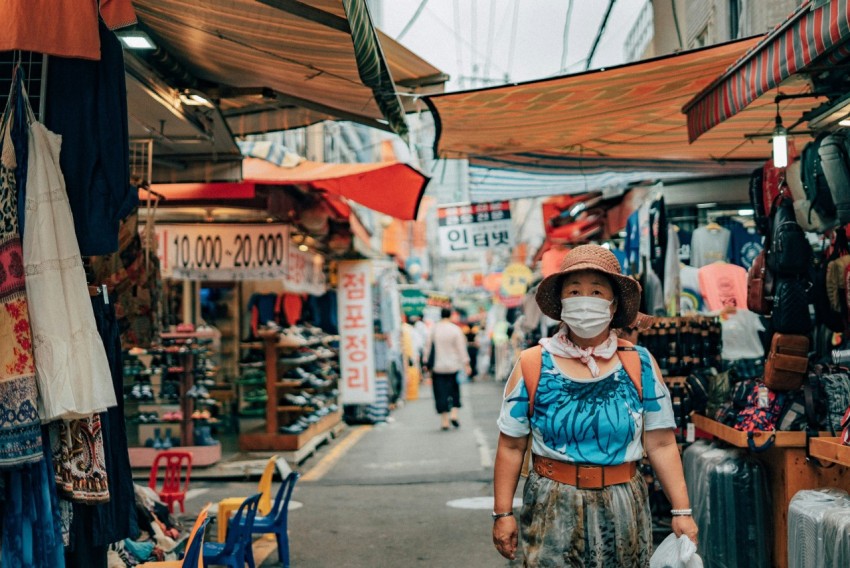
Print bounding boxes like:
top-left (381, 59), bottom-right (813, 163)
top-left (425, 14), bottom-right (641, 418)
top-left (764, 333), bottom-right (809, 391)
top-left (747, 249), bottom-right (773, 314)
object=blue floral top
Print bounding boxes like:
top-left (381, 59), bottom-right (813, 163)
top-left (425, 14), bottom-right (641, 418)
top-left (497, 347), bottom-right (676, 465)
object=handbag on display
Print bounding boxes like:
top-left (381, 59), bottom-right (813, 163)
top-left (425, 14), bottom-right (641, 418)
top-left (747, 249), bottom-right (773, 314)
top-left (801, 133), bottom-right (841, 226)
top-left (806, 365), bottom-right (850, 432)
top-left (763, 159), bottom-right (785, 218)
top-left (734, 381), bottom-right (787, 432)
top-left (771, 277), bottom-right (813, 335)
top-left (763, 334), bottom-right (809, 391)
top-left (766, 198), bottom-right (812, 276)
top-left (777, 390), bottom-right (808, 431)
top-left (749, 166), bottom-right (770, 235)
top-left (813, 232), bottom-right (848, 333)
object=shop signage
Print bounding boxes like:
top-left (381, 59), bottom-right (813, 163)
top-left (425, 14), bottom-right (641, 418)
top-left (154, 224), bottom-right (292, 281)
top-left (437, 201), bottom-right (513, 257)
top-left (283, 246), bottom-right (327, 295)
top-left (338, 261), bottom-right (377, 404)
top-left (400, 287), bottom-right (428, 318)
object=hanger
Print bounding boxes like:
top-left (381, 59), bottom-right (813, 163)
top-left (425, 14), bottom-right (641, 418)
top-left (705, 221), bottom-right (722, 231)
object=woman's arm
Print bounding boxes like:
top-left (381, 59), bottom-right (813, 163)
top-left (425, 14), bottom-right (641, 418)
top-left (492, 432), bottom-right (527, 560)
top-left (645, 428), bottom-right (698, 544)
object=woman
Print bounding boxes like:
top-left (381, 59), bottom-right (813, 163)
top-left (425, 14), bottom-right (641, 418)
top-left (492, 245), bottom-right (697, 567)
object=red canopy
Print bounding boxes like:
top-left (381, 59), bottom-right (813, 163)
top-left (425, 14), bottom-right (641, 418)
top-left (152, 158), bottom-right (429, 220)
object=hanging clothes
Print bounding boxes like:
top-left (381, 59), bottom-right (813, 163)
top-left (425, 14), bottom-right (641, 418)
top-left (22, 92), bottom-right (116, 421)
top-left (0, 107), bottom-right (42, 467)
top-left (45, 19), bottom-right (137, 256)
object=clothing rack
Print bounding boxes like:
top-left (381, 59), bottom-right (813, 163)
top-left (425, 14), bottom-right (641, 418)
top-left (0, 51), bottom-right (47, 120)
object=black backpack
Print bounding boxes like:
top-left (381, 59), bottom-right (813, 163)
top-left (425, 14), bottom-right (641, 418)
top-left (766, 198), bottom-right (812, 276)
top-left (749, 166), bottom-right (769, 235)
top-left (802, 133), bottom-right (838, 224)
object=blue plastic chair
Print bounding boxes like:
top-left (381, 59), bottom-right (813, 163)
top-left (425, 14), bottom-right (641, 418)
top-left (182, 517), bottom-right (210, 568)
top-left (203, 493), bottom-right (261, 568)
top-left (243, 472), bottom-right (299, 567)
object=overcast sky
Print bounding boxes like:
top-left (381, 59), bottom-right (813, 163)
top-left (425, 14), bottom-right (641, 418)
top-left (376, 0), bottom-right (647, 90)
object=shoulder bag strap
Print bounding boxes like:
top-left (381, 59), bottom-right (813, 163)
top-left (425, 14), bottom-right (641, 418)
top-left (616, 339), bottom-right (643, 400)
top-left (520, 345), bottom-right (543, 419)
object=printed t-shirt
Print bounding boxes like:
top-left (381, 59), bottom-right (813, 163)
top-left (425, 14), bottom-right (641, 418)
top-left (727, 221), bottom-right (763, 270)
top-left (497, 347), bottom-right (676, 466)
top-left (690, 226), bottom-right (731, 268)
top-left (677, 230), bottom-right (692, 265)
top-left (679, 265), bottom-right (704, 314)
top-left (698, 262), bottom-right (748, 311)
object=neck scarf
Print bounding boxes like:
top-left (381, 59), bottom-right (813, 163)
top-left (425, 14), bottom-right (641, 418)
top-left (540, 329), bottom-right (618, 378)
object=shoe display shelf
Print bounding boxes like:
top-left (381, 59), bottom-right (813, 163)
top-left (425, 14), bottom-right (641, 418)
top-left (125, 332), bottom-right (223, 468)
top-left (692, 414), bottom-right (850, 568)
top-left (239, 328), bottom-right (342, 451)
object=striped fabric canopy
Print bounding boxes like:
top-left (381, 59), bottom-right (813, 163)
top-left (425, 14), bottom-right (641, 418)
top-left (424, 37), bottom-right (808, 201)
top-left (133, 0), bottom-right (445, 137)
top-left (685, 0), bottom-right (850, 142)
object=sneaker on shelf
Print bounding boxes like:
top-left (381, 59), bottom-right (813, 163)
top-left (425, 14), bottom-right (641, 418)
top-left (244, 389), bottom-right (268, 403)
top-left (185, 385), bottom-right (199, 398)
top-left (283, 393), bottom-right (310, 407)
top-left (303, 413), bottom-right (321, 424)
top-left (279, 423), bottom-right (306, 435)
top-left (194, 385), bottom-right (210, 399)
top-left (278, 352), bottom-right (317, 366)
top-left (239, 351), bottom-right (266, 368)
top-left (279, 329), bottom-right (308, 347)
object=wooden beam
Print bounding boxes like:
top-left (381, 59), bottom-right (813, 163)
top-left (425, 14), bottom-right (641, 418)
top-left (256, 0), bottom-right (351, 33)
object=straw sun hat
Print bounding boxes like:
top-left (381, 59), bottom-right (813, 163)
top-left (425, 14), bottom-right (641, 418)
top-left (535, 244), bottom-right (642, 329)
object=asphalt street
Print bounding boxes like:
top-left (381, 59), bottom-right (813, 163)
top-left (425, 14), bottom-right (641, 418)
top-left (182, 379), bottom-right (516, 567)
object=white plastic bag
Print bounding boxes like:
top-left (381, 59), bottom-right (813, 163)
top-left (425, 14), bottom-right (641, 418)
top-left (650, 533), bottom-right (703, 568)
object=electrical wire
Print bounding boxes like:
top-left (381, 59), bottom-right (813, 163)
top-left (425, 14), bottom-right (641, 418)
top-left (507, 0), bottom-right (520, 81)
top-left (560, 0), bottom-right (574, 73)
top-left (483, 0), bottom-right (497, 80)
top-left (585, 0), bottom-right (617, 71)
top-left (671, 0), bottom-right (684, 49)
top-left (396, 0), bottom-right (430, 41)
top-left (453, 0), bottom-right (464, 86)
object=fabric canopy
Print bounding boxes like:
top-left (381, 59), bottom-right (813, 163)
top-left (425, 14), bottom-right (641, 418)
top-left (133, 0), bottom-right (446, 137)
top-left (423, 38), bottom-right (818, 200)
top-left (685, 0), bottom-right (850, 141)
top-left (153, 158), bottom-right (429, 220)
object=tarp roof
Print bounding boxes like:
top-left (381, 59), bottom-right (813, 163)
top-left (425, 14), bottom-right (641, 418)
top-left (684, 0), bottom-right (850, 141)
top-left (152, 158), bottom-right (429, 220)
top-left (132, 0), bottom-right (447, 138)
top-left (424, 38), bottom-right (801, 201)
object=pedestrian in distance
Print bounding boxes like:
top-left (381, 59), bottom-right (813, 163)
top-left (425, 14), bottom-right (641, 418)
top-left (492, 245), bottom-right (697, 566)
top-left (425, 307), bottom-right (471, 430)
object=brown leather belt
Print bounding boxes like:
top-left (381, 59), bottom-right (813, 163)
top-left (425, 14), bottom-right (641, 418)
top-left (532, 454), bottom-right (637, 489)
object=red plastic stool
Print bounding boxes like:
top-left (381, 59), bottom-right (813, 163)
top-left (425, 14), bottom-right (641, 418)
top-left (149, 450), bottom-right (192, 514)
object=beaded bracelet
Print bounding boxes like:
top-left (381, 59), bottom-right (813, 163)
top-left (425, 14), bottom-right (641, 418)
top-left (671, 508), bottom-right (693, 516)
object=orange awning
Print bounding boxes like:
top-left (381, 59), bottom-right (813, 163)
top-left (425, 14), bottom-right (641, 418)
top-left (153, 158), bottom-right (429, 220)
top-left (422, 38), bottom-right (806, 200)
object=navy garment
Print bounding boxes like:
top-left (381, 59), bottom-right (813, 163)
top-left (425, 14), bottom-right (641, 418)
top-left (726, 220), bottom-right (763, 270)
top-left (44, 20), bottom-right (137, 256)
top-left (677, 229), bottom-right (692, 265)
top-left (66, 293), bottom-right (137, 564)
top-left (624, 210), bottom-right (641, 275)
top-left (12, 68), bottom-right (28, 234)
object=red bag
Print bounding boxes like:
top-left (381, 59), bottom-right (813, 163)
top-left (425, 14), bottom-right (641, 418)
top-left (763, 159), bottom-right (784, 217)
top-left (747, 250), bottom-right (773, 314)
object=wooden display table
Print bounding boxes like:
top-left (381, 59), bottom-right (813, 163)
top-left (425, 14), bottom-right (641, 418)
top-left (129, 443), bottom-right (222, 468)
top-left (692, 415), bottom-right (850, 568)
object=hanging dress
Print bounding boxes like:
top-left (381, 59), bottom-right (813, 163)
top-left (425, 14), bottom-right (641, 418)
top-left (22, 94), bottom-right (117, 421)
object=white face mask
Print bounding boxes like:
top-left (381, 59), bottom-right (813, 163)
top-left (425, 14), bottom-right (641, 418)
top-left (560, 296), bottom-right (614, 339)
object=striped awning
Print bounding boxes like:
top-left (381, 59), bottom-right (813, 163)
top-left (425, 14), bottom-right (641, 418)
top-left (133, 0), bottom-right (446, 138)
top-left (685, 0), bottom-right (850, 141)
top-left (424, 38), bottom-right (788, 201)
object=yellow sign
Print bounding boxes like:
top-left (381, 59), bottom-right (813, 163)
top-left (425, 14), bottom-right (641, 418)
top-left (501, 263), bottom-right (533, 297)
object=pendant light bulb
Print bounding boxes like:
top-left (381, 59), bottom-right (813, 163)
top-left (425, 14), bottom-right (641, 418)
top-left (772, 108), bottom-right (788, 168)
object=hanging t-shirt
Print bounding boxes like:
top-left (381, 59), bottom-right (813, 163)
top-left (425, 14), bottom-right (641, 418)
top-left (680, 265), bottom-right (704, 314)
top-left (663, 226), bottom-right (680, 315)
top-left (649, 196), bottom-right (668, 284)
top-left (690, 225), bottom-right (731, 268)
top-left (726, 221), bottom-right (763, 270)
top-left (698, 262), bottom-right (748, 311)
top-left (612, 248), bottom-right (627, 272)
top-left (642, 269), bottom-right (667, 316)
top-left (677, 229), bottom-right (693, 265)
top-left (497, 348), bottom-right (675, 465)
top-left (721, 310), bottom-right (765, 361)
top-left (624, 210), bottom-right (641, 274)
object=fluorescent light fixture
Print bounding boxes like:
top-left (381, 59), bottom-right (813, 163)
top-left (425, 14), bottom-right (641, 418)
top-left (298, 244), bottom-right (309, 252)
top-left (773, 124), bottom-right (788, 168)
top-left (738, 209), bottom-right (755, 216)
top-left (118, 32), bottom-right (156, 50)
top-left (696, 202), bottom-right (718, 209)
top-left (840, 118), bottom-right (850, 127)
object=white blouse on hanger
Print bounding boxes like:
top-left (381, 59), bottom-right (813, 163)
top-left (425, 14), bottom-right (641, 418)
top-left (24, 117), bottom-right (116, 420)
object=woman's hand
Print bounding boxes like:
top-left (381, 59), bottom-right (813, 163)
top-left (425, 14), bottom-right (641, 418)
top-left (492, 515), bottom-right (518, 560)
top-left (672, 515), bottom-right (698, 545)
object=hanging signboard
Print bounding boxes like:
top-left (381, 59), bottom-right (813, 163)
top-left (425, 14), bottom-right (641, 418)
top-left (283, 246), bottom-right (327, 295)
top-left (437, 201), bottom-right (513, 257)
top-left (399, 287), bottom-right (428, 318)
top-left (338, 261), bottom-right (377, 404)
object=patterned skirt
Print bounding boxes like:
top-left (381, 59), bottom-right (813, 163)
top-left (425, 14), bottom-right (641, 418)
top-left (518, 471), bottom-right (652, 568)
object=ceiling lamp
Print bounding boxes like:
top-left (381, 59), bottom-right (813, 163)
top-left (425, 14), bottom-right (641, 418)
top-left (772, 103), bottom-right (789, 168)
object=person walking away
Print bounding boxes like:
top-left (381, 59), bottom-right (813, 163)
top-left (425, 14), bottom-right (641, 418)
top-left (492, 245), bottom-right (697, 566)
top-left (427, 308), bottom-right (471, 430)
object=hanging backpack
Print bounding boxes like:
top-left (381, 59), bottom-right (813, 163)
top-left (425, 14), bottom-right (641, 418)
top-left (812, 232), bottom-right (848, 333)
top-left (766, 198), bottom-right (812, 276)
top-left (762, 159), bottom-right (785, 217)
top-left (802, 133), bottom-right (840, 225)
top-left (518, 340), bottom-right (643, 477)
top-left (747, 249), bottom-right (773, 314)
top-left (771, 277), bottom-right (813, 335)
top-left (749, 166), bottom-right (770, 235)
top-left (734, 382), bottom-right (787, 432)
top-left (818, 132), bottom-right (850, 225)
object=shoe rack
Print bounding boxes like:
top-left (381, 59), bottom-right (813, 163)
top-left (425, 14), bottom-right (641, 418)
top-left (125, 331), bottom-right (222, 449)
top-left (239, 328), bottom-right (342, 451)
